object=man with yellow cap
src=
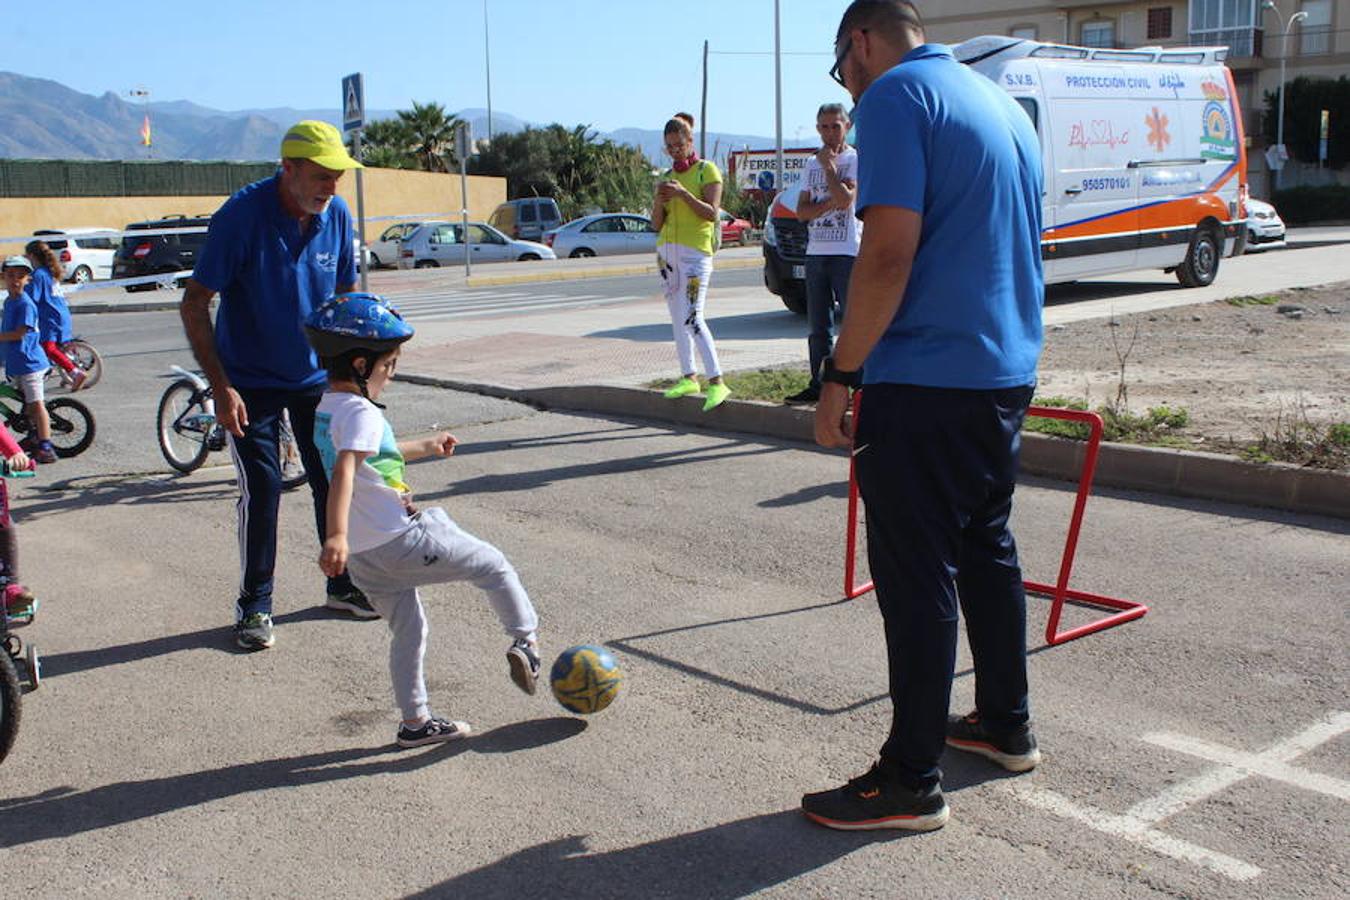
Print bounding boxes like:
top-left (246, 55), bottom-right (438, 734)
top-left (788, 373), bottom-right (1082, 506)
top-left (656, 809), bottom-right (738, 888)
top-left (180, 120), bottom-right (376, 651)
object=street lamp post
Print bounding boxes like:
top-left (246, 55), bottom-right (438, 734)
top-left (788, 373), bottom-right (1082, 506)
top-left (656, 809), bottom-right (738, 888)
top-left (1261, 1), bottom-right (1308, 191)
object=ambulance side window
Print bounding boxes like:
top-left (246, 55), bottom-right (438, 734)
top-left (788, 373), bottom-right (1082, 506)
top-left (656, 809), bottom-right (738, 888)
top-left (1015, 97), bottom-right (1039, 135)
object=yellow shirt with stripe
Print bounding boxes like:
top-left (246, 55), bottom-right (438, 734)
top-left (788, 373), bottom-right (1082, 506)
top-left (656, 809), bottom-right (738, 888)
top-left (656, 159), bottom-right (722, 255)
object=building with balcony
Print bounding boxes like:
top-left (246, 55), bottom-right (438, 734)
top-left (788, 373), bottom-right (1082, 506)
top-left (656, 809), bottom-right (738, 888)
top-left (922, 1), bottom-right (1349, 196)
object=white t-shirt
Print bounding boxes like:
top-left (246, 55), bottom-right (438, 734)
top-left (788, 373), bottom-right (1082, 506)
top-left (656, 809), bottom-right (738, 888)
top-left (801, 146), bottom-right (862, 257)
top-left (314, 391), bottom-right (413, 553)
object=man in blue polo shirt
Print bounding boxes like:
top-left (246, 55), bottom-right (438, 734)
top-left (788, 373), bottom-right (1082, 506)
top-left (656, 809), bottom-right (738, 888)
top-left (181, 120), bottom-right (375, 651)
top-left (803, 1), bottom-right (1045, 832)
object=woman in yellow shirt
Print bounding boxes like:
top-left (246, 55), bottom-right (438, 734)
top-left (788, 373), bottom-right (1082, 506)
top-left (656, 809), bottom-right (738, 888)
top-left (651, 115), bottom-right (730, 412)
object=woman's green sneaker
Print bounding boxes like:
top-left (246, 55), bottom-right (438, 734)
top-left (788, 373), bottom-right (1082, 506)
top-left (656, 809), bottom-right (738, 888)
top-left (703, 382), bottom-right (732, 411)
top-left (663, 377), bottom-right (701, 399)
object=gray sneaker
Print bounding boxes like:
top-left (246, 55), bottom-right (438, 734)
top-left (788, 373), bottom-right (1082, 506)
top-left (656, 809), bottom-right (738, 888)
top-left (325, 587), bottom-right (379, 620)
top-left (234, 612), bottom-right (275, 651)
top-left (506, 638), bottom-right (541, 695)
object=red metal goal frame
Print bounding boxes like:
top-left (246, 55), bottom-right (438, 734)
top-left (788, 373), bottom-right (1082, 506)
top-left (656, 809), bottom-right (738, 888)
top-left (843, 392), bottom-right (1148, 645)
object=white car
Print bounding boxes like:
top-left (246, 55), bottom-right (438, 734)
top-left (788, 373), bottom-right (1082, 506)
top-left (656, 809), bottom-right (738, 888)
top-left (1245, 198), bottom-right (1286, 252)
top-left (32, 227), bottom-right (117, 284)
top-left (397, 221), bottom-right (555, 268)
top-left (367, 222), bottom-right (422, 269)
top-left (543, 213), bottom-right (657, 258)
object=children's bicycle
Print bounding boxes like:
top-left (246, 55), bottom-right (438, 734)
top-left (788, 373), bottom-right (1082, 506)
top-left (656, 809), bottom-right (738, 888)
top-left (0, 382), bottom-right (96, 458)
top-left (156, 366), bottom-right (307, 489)
top-left (0, 464), bottom-right (40, 766)
top-left (44, 337), bottom-right (104, 391)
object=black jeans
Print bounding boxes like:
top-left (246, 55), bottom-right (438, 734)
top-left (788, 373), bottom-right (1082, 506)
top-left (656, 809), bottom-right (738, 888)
top-left (804, 254), bottom-right (854, 388)
top-left (853, 382), bottom-right (1035, 790)
top-left (230, 385), bottom-right (354, 619)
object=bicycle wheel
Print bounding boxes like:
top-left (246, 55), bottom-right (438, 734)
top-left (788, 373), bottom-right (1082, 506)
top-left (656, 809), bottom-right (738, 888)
top-left (46, 397), bottom-right (95, 458)
top-left (158, 379), bottom-right (212, 474)
top-left (63, 339), bottom-right (103, 389)
top-left (0, 651), bottom-right (20, 764)
top-left (278, 416), bottom-right (308, 490)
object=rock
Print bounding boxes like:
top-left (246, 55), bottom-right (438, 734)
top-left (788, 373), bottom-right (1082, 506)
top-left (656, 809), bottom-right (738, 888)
top-left (1192, 315), bottom-right (1202, 322)
top-left (1051, 324), bottom-right (1065, 331)
top-left (1276, 304), bottom-right (1306, 314)
top-left (1283, 310), bottom-right (1305, 320)
top-left (1324, 307), bottom-right (1342, 315)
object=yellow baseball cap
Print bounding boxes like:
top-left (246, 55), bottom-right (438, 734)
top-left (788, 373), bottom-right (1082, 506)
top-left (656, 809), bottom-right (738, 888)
top-left (279, 120), bottom-right (363, 171)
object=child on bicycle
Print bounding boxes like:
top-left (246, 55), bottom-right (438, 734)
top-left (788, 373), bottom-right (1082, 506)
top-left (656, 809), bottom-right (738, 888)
top-left (0, 257), bottom-right (56, 464)
top-left (304, 293), bottom-right (542, 748)
top-left (0, 420), bottom-right (35, 620)
top-left (24, 240), bottom-right (85, 392)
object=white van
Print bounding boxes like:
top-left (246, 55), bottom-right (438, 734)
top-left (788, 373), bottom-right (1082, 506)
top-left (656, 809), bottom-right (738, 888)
top-left (955, 36), bottom-right (1248, 287)
top-left (32, 227), bottom-right (118, 284)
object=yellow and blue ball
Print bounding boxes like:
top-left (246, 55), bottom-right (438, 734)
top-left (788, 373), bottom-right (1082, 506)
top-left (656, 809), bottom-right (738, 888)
top-left (549, 645), bottom-right (623, 715)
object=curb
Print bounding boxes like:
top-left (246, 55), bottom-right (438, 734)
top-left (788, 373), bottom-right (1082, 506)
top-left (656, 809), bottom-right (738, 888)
top-left (464, 255), bottom-right (762, 288)
top-left (398, 372), bottom-right (1350, 521)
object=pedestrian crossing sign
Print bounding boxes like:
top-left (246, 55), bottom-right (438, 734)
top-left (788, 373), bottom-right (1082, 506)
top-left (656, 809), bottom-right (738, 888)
top-left (342, 73), bottom-right (364, 133)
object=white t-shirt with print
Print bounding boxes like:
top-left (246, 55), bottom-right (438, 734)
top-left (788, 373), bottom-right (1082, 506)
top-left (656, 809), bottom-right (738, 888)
top-left (314, 391), bottom-right (413, 553)
top-left (801, 146), bottom-right (862, 257)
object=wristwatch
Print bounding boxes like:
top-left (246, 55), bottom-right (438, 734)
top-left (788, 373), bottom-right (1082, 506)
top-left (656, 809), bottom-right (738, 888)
top-left (821, 356), bottom-right (862, 389)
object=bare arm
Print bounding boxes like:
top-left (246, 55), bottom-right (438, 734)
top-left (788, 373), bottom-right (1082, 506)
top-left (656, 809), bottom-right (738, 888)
top-left (651, 186), bottom-right (668, 232)
top-left (319, 449), bottom-right (362, 577)
top-left (796, 188), bottom-right (835, 222)
top-left (398, 431), bottom-right (457, 462)
top-left (823, 163), bottom-right (856, 210)
top-left (179, 277), bottom-right (256, 437)
top-left (814, 205), bottom-right (923, 449)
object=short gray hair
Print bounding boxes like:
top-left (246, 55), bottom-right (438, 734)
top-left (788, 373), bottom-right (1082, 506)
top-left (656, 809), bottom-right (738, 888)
top-left (817, 102), bottom-right (850, 121)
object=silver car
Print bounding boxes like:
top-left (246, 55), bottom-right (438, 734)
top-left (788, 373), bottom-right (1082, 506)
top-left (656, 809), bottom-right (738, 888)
top-left (397, 221), bottom-right (555, 268)
top-left (367, 221), bottom-right (422, 269)
top-left (1244, 198), bottom-right (1286, 252)
top-left (543, 213), bottom-right (658, 258)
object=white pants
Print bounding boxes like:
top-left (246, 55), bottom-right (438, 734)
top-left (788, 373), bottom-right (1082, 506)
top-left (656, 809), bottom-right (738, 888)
top-left (345, 506), bottom-right (539, 722)
top-left (658, 243), bottom-right (722, 378)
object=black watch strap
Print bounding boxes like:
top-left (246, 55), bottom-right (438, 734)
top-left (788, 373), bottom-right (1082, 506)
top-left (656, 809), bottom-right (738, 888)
top-left (821, 357), bottom-right (862, 389)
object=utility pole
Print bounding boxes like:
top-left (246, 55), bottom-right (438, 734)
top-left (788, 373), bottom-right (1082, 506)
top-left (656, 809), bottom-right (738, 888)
top-left (700, 40), bottom-right (709, 159)
top-left (484, 0), bottom-right (494, 143)
top-left (773, 0), bottom-right (784, 191)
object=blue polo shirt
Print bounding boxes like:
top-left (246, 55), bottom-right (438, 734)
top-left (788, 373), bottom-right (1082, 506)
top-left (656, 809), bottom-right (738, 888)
top-left (854, 44), bottom-right (1043, 389)
top-left (28, 266), bottom-right (73, 343)
top-left (192, 175), bottom-right (357, 390)
top-left (2, 291), bottom-right (47, 376)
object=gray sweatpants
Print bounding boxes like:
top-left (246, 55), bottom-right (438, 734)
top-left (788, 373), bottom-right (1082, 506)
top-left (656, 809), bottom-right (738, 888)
top-left (345, 506), bottom-right (539, 722)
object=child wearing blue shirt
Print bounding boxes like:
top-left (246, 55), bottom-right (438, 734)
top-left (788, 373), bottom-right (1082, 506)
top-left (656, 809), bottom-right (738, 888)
top-left (0, 257), bottom-right (56, 464)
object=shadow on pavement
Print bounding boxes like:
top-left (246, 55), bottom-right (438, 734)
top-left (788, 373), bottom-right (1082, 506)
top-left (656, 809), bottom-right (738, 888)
top-left (588, 309), bottom-right (806, 344)
top-left (0, 718), bottom-right (584, 848)
top-left (17, 471), bottom-right (236, 523)
top-left (408, 809), bottom-right (907, 899)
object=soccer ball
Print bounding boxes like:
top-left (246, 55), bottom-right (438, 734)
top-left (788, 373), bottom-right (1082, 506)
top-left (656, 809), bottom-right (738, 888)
top-left (549, 644), bottom-right (623, 715)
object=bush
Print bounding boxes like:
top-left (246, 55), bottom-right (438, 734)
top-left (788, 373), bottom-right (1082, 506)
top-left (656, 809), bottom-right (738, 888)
top-left (1271, 185), bottom-right (1350, 224)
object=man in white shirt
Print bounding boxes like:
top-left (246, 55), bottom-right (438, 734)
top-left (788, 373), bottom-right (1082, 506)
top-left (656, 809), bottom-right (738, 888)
top-left (785, 103), bottom-right (862, 405)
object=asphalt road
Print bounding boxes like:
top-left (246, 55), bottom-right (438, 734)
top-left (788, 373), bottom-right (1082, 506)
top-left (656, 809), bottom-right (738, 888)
top-left (1, 256), bottom-right (1346, 898)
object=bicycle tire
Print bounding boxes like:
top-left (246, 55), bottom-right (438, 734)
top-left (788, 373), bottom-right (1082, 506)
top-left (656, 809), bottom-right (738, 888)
top-left (158, 379), bottom-right (212, 474)
top-left (63, 339), bottom-right (103, 389)
top-left (278, 416), bottom-right (308, 491)
top-left (46, 397), bottom-right (95, 458)
top-left (0, 651), bottom-right (20, 764)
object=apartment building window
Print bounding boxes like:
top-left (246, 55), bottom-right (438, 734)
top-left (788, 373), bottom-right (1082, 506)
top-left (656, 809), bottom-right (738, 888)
top-left (1082, 19), bottom-right (1116, 47)
top-left (1011, 25), bottom-right (1038, 40)
top-left (1190, 0), bottom-right (1258, 57)
top-left (1300, 0), bottom-right (1331, 54)
top-left (1148, 7), bottom-right (1174, 40)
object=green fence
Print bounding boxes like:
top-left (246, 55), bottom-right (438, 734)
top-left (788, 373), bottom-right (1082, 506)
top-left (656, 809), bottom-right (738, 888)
top-left (0, 159), bottom-right (277, 197)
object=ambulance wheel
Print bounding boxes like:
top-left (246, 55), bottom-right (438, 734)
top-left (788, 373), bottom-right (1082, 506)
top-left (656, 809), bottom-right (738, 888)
top-left (1176, 227), bottom-right (1220, 288)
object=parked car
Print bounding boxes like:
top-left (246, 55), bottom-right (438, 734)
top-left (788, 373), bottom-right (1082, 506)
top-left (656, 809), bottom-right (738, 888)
top-left (367, 221), bottom-right (422, 269)
top-left (32, 227), bottom-right (117, 284)
top-left (397, 221), bottom-right (555, 268)
top-left (1244, 198), bottom-right (1286, 252)
top-left (761, 190), bottom-right (806, 314)
top-left (719, 210), bottom-right (754, 246)
top-left (489, 197), bottom-right (564, 242)
top-left (544, 213), bottom-right (657, 258)
top-left (112, 215), bottom-right (212, 292)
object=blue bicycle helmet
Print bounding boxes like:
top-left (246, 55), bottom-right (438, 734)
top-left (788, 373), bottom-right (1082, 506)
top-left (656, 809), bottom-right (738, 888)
top-left (303, 292), bottom-right (414, 359)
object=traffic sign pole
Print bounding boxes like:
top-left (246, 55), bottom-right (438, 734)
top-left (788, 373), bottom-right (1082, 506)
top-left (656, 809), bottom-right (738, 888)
top-left (343, 73), bottom-right (369, 291)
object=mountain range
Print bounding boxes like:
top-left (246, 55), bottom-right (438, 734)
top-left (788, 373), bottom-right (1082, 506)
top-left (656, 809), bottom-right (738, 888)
top-left (0, 71), bottom-right (776, 166)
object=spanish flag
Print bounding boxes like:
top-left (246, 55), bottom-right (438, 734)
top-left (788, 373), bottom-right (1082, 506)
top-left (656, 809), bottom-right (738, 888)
top-left (140, 114), bottom-right (152, 147)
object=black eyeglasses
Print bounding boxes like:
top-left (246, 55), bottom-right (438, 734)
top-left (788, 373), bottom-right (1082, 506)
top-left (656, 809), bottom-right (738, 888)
top-left (829, 29), bottom-right (866, 89)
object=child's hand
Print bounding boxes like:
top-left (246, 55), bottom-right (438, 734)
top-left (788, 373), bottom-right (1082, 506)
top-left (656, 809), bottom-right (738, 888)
top-left (320, 535), bottom-right (349, 577)
top-left (426, 432), bottom-right (457, 458)
top-left (7, 451), bottom-right (30, 472)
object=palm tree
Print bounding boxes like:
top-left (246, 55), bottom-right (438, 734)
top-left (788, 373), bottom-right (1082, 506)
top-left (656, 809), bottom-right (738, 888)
top-left (397, 101), bottom-right (459, 172)
top-left (359, 118), bottom-right (415, 169)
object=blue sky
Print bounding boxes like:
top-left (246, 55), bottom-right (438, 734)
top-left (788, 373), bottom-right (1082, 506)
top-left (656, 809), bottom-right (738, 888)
top-left (12, 0), bottom-right (855, 142)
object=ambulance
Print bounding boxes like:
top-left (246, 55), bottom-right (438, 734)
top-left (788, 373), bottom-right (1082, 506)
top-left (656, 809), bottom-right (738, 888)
top-left (955, 36), bottom-right (1248, 287)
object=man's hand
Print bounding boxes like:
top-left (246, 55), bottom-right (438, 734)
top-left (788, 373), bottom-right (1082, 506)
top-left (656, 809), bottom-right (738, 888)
top-left (213, 384), bottom-right (249, 437)
top-left (814, 383), bottom-right (854, 449)
top-left (319, 534), bottom-right (349, 578)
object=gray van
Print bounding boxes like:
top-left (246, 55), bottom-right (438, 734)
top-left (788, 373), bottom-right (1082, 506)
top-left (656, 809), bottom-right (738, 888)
top-left (489, 197), bottom-right (563, 242)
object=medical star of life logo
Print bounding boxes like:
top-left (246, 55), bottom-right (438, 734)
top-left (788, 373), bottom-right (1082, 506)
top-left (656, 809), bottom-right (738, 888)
top-left (1146, 107), bottom-right (1171, 153)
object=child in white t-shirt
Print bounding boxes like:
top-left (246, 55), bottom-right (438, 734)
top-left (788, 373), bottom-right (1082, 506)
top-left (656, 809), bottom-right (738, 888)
top-left (305, 293), bottom-right (541, 748)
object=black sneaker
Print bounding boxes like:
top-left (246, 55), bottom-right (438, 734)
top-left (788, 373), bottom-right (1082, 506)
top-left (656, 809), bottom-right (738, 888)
top-left (325, 587), bottom-right (380, 619)
top-left (507, 638), bottom-right (541, 695)
top-left (801, 766), bottom-right (949, 832)
top-left (234, 612), bottom-right (275, 651)
top-left (945, 711), bottom-right (1041, 772)
top-left (783, 386), bottom-right (821, 406)
top-left (396, 716), bottom-right (471, 748)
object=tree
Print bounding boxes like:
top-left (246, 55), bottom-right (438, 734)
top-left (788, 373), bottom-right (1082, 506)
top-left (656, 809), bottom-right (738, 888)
top-left (358, 117), bottom-right (415, 169)
top-left (397, 101), bottom-right (460, 172)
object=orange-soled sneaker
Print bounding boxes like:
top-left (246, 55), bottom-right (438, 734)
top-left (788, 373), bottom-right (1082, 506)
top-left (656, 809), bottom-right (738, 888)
top-left (801, 766), bottom-right (949, 832)
top-left (945, 711), bottom-right (1041, 773)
